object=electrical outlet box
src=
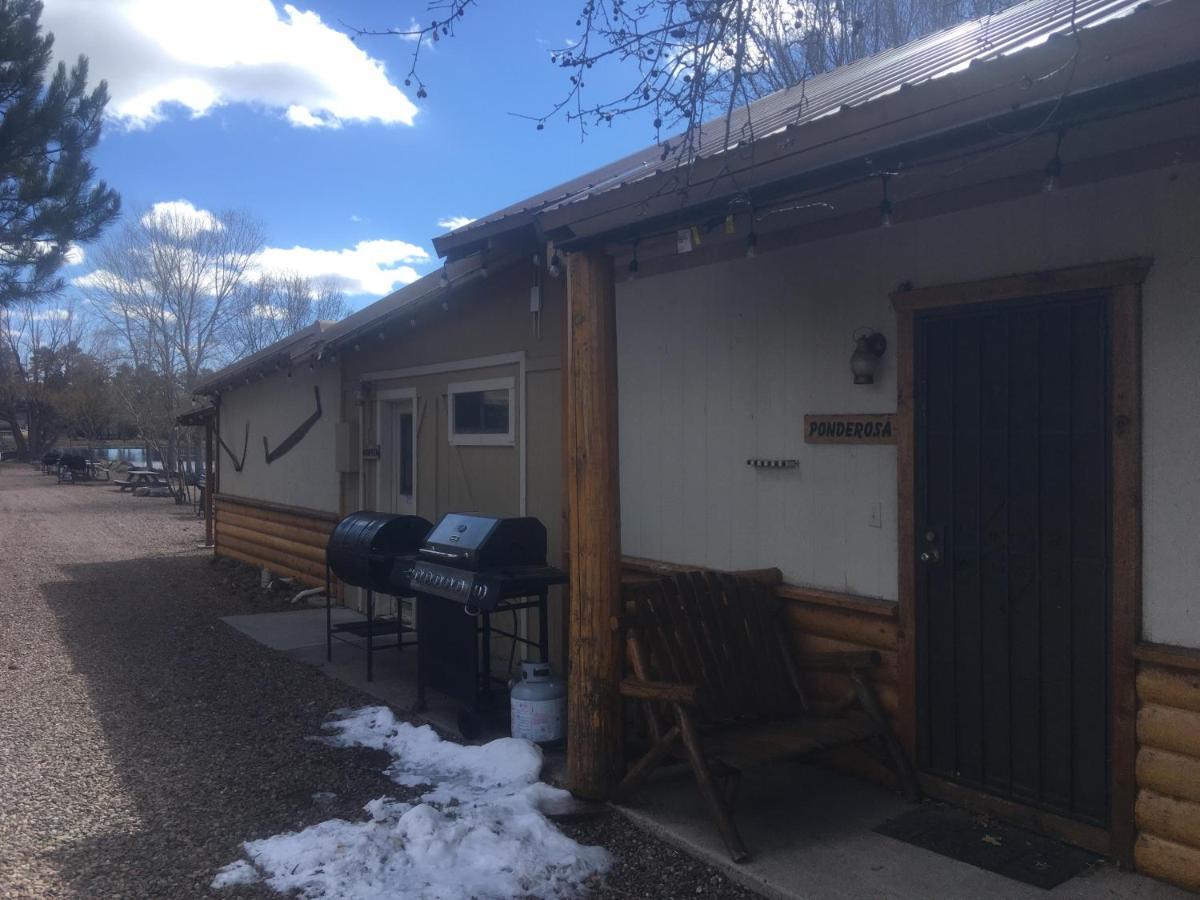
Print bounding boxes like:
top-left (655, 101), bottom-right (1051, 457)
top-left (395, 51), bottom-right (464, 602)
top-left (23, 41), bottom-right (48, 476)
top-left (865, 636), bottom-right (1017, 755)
top-left (868, 501), bottom-right (883, 529)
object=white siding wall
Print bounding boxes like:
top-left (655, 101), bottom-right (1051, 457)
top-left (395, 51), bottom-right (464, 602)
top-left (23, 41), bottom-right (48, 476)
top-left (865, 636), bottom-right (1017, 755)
top-left (216, 364), bottom-right (340, 513)
top-left (617, 162), bottom-right (1200, 646)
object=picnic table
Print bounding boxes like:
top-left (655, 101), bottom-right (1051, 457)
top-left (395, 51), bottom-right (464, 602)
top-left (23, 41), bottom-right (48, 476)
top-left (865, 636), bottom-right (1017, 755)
top-left (114, 468), bottom-right (172, 492)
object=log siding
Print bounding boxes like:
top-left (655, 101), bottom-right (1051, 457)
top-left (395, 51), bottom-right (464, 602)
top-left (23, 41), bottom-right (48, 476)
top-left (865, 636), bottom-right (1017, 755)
top-left (1134, 656), bottom-right (1200, 893)
top-left (213, 493), bottom-right (336, 588)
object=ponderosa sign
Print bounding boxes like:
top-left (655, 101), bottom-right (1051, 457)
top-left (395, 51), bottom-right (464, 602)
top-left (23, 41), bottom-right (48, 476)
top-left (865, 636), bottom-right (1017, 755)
top-left (804, 414), bottom-right (896, 445)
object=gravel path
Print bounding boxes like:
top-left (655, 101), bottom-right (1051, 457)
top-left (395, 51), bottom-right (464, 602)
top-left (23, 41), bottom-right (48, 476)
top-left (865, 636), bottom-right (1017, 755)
top-left (0, 463), bottom-right (758, 900)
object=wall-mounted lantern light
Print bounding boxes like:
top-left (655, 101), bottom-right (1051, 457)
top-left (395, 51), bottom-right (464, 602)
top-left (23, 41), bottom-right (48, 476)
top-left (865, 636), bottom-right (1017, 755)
top-left (850, 330), bottom-right (887, 385)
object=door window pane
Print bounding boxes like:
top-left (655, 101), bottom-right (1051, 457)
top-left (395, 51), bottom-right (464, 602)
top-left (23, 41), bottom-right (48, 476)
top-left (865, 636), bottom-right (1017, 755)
top-left (399, 412), bottom-right (413, 495)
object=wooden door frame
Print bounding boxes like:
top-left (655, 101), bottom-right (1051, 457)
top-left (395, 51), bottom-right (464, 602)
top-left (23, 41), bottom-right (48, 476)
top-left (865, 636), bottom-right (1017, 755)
top-left (891, 258), bottom-right (1151, 865)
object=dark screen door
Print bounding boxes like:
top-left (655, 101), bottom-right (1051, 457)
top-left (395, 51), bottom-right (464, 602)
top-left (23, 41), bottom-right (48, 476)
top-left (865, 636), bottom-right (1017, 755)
top-left (914, 293), bottom-right (1111, 827)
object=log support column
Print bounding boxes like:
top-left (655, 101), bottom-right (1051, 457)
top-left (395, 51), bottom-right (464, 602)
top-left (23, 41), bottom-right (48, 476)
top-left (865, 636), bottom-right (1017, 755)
top-left (204, 420), bottom-right (215, 547)
top-left (565, 247), bottom-right (623, 798)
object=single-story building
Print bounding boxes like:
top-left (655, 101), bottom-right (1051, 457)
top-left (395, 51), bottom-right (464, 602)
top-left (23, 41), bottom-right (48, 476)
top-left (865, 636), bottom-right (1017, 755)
top-left (195, 0), bottom-right (1200, 889)
top-left (192, 322), bottom-right (342, 584)
top-left (193, 252), bottom-right (568, 669)
top-left (319, 251), bottom-right (568, 670)
top-left (433, 0), bottom-right (1200, 889)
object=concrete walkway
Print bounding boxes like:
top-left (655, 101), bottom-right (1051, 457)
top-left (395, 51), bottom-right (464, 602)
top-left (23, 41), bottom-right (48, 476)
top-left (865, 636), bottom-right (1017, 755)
top-left (620, 761), bottom-right (1193, 899)
top-left (222, 607), bottom-right (464, 736)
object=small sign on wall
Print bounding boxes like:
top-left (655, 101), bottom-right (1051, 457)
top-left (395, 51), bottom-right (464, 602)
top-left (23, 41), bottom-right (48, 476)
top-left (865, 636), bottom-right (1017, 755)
top-left (804, 414), bottom-right (896, 445)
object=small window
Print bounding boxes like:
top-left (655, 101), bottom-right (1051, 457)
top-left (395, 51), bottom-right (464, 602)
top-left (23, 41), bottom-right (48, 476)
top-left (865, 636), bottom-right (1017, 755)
top-left (448, 377), bottom-right (515, 445)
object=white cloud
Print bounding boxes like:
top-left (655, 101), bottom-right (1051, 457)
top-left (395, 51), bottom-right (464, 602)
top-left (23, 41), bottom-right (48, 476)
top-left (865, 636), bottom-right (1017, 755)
top-left (78, 200), bottom-right (429, 299)
top-left (437, 215), bottom-right (476, 231)
top-left (42, 0), bottom-right (418, 129)
top-left (141, 199), bottom-right (223, 231)
top-left (34, 241), bottom-right (86, 265)
top-left (252, 304), bottom-right (288, 320)
top-left (255, 239), bottom-right (430, 296)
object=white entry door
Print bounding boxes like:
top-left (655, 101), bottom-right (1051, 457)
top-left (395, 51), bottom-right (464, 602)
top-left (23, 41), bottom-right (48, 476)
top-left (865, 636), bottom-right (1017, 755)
top-left (377, 391), bottom-right (417, 516)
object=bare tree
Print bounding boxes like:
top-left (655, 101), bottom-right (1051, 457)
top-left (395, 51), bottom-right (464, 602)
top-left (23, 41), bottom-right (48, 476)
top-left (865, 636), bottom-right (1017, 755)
top-left (87, 205), bottom-right (264, 387)
top-left (228, 273), bottom-right (348, 358)
top-left (83, 205), bottom-right (264, 464)
top-left (357, 0), bottom-right (1020, 156)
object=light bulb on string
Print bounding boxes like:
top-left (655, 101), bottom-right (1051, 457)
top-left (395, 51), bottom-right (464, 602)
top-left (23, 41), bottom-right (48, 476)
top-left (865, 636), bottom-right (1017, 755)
top-left (879, 174), bottom-right (894, 228)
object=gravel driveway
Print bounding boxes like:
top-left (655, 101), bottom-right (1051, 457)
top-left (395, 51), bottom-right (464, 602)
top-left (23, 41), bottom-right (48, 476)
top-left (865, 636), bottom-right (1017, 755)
top-left (0, 463), bottom-right (756, 900)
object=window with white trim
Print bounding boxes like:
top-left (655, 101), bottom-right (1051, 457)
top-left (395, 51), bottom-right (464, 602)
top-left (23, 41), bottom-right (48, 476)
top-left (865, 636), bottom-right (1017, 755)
top-left (447, 377), bottom-right (515, 445)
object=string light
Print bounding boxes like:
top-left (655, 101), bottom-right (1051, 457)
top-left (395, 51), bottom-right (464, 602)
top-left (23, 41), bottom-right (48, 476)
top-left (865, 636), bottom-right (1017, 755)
top-left (1043, 131), bottom-right (1065, 193)
top-left (439, 265), bottom-right (449, 288)
top-left (745, 229), bottom-right (758, 258)
top-left (879, 174), bottom-right (894, 228)
top-left (548, 252), bottom-right (562, 278)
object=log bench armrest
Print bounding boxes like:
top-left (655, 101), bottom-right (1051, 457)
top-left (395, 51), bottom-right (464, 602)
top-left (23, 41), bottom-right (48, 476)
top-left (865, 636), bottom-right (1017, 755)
top-left (792, 650), bottom-right (881, 671)
top-left (620, 677), bottom-right (701, 706)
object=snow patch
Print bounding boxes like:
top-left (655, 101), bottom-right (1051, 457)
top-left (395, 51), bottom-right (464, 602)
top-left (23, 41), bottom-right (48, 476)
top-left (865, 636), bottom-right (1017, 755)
top-left (211, 859), bottom-right (259, 887)
top-left (214, 706), bottom-right (610, 899)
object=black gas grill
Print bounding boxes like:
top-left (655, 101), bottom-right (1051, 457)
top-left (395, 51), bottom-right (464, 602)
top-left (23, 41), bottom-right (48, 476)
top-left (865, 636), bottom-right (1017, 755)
top-left (394, 513), bottom-right (567, 737)
top-left (404, 513), bottom-right (552, 612)
top-left (323, 510), bottom-right (566, 735)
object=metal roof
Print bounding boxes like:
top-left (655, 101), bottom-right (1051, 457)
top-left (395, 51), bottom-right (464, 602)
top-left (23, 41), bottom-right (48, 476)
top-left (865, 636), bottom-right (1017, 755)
top-left (192, 321), bottom-right (331, 395)
top-left (316, 249), bottom-right (504, 351)
top-left (434, 0), bottom-right (1155, 256)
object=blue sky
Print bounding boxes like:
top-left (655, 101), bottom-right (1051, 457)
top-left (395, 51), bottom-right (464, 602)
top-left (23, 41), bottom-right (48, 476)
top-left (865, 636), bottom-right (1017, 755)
top-left (42, 0), bottom-right (652, 307)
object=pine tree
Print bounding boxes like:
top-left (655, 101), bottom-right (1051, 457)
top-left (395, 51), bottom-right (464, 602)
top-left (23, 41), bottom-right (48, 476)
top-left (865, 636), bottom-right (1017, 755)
top-left (0, 0), bottom-right (120, 307)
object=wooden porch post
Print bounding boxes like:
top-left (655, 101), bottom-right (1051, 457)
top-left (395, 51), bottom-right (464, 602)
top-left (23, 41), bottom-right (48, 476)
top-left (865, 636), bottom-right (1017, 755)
top-left (204, 420), bottom-right (215, 547)
top-left (565, 247), bottom-right (623, 798)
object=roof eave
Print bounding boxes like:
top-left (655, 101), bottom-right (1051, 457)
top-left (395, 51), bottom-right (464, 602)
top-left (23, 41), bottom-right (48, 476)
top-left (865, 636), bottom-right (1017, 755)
top-left (537, 0), bottom-right (1200, 247)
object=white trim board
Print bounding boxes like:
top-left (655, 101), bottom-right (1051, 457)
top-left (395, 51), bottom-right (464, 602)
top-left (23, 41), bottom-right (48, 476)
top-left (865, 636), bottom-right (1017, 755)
top-left (447, 376), bottom-right (517, 447)
top-left (374, 387), bottom-right (417, 514)
top-left (360, 351), bottom-right (526, 383)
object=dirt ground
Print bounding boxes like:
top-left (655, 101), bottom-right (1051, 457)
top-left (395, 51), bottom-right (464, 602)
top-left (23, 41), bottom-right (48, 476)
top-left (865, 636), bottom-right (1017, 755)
top-left (0, 463), bottom-right (756, 899)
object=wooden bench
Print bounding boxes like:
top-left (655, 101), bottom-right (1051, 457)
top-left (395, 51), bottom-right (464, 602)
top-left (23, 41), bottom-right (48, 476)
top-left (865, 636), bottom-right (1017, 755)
top-left (617, 569), bottom-right (919, 862)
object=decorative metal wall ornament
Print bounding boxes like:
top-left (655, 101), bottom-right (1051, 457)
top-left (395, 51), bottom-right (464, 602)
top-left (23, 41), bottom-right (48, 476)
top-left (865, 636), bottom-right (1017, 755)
top-left (746, 458), bottom-right (798, 469)
top-left (263, 386), bottom-right (322, 464)
top-left (218, 421), bottom-right (250, 472)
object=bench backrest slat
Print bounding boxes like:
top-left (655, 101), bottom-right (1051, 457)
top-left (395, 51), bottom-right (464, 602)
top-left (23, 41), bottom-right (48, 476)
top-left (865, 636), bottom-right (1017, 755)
top-left (627, 571), bottom-right (801, 727)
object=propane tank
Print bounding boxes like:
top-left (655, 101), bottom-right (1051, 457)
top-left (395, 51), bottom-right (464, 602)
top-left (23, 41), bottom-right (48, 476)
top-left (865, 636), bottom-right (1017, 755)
top-left (510, 660), bottom-right (566, 744)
